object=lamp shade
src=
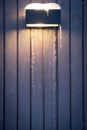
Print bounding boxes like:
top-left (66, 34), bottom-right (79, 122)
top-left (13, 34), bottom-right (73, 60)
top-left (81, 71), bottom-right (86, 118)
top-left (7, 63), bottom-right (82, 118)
top-left (25, 3), bottom-right (61, 27)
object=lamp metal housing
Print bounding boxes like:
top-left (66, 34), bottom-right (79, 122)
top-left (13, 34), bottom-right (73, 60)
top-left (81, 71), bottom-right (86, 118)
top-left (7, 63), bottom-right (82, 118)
top-left (25, 3), bottom-right (61, 27)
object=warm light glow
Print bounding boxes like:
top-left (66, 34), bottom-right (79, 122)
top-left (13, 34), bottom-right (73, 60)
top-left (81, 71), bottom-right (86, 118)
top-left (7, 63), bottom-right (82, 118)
top-left (25, 3), bottom-right (61, 10)
top-left (26, 24), bottom-right (59, 27)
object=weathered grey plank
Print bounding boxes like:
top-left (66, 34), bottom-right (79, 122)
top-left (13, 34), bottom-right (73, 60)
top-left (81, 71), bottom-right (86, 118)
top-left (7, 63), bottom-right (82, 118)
top-left (84, 0), bottom-right (87, 129)
top-left (0, 0), bottom-right (3, 129)
top-left (58, 0), bottom-right (70, 130)
top-left (5, 0), bottom-right (17, 129)
top-left (18, 0), bottom-right (30, 130)
top-left (71, 0), bottom-right (83, 129)
top-left (43, 29), bottom-right (57, 130)
top-left (31, 29), bottom-right (43, 130)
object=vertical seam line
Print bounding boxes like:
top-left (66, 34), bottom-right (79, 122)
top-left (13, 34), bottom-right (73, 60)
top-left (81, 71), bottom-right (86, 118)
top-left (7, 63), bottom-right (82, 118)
top-left (16, 0), bottom-right (19, 129)
top-left (69, 0), bottom-right (72, 130)
top-left (30, 28), bottom-right (32, 130)
top-left (42, 28), bottom-right (45, 130)
top-left (56, 27), bottom-right (58, 130)
top-left (82, 0), bottom-right (85, 129)
top-left (3, 0), bottom-right (6, 129)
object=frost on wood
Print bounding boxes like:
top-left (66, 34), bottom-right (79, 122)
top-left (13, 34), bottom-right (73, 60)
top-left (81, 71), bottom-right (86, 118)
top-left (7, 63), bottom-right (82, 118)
top-left (52, 30), bottom-right (57, 130)
top-left (31, 29), bottom-right (57, 129)
top-left (31, 30), bottom-right (36, 124)
top-left (31, 29), bottom-right (43, 129)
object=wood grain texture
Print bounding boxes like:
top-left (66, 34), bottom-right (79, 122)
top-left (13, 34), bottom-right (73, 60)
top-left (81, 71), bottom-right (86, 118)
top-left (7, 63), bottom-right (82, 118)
top-left (84, 0), bottom-right (87, 129)
top-left (58, 0), bottom-right (70, 130)
top-left (71, 0), bottom-right (83, 129)
top-left (5, 0), bottom-right (17, 129)
top-left (18, 0), bottom-right (30, 130)
top-left (0, 0), bottom-right (3, 129)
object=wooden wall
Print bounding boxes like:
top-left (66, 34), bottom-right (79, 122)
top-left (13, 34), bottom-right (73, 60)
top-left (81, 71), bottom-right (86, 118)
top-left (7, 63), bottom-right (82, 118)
top-left (0, 0), bottom-right (87, 130)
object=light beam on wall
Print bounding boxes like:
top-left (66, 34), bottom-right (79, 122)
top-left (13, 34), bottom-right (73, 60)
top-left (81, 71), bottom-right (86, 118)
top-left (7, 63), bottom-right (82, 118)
top-left (25, 3), bottom-right (61, 27)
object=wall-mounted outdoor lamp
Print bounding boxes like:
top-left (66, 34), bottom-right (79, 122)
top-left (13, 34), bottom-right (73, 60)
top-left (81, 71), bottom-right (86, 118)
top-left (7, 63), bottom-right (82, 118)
top-left (25, 3), bottom-right (61, 27)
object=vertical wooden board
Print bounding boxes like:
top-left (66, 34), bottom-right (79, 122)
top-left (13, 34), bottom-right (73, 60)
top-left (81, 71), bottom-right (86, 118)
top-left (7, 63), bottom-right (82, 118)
top-left (43, 29), bottom-right (53, 130)
top-left (84, 0), bottom-right (87, 129)
top-left (43, 29), bottom-right (57, 130)
top-left (5, 0), bottom-right (17, 129)
top-left (18, 0), bottom-right (30, 130)
top-left (0, 0), bottom-right (3, 129)
top-left (43, 1), bottom-right (57, 130)
top-left (30, 0), bottom-right (43, 130)
top-left (31, 29), bottom-right (43, 130)
top-left (58, 0), bottom-right (70, 130)
top-left (71, 0), bottom-right (83, 129)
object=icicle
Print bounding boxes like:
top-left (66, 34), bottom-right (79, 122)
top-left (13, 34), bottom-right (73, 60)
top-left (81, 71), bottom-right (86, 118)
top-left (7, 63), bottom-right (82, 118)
top-left (45, 9), bottom-right (49, 16)
top-left (59, 25), bottom-right (62, 48)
